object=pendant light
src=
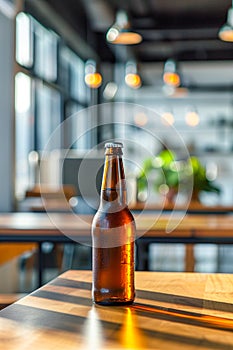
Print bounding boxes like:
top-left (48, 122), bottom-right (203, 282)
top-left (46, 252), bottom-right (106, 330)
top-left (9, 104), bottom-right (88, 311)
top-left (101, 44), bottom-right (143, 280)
top-left (125, 61), bottom-right (142, 89)
top-left (106, 10), bottom-right (142, 45)
top-left (84, 60), bottom-right (102, 89)
top-left (163, 59), bottom-right (181, 87)
top-left (218, 1), bottom-right (233, 42)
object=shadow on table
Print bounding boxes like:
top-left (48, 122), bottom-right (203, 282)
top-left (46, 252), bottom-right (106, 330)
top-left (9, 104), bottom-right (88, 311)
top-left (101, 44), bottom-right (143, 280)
top-left (1, 286), bottom-right (232, 349)
top-left (136, 288), bottom-right (233, 313)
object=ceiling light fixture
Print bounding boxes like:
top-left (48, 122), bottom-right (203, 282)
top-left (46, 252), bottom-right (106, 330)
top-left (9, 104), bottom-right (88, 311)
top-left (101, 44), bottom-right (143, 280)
top-left (161, 112), bottom-right (175, 126)
top-left (125, 61), bottom-right (142, 89)
top-left (134, 112), bottom-right (148, 126)
top-left (185, 107), bottom-right (200, 127)
top-left (84, 60), bottom-right (102, 89)
top-left (106, 10), bottom-right (142, 45)
top-left (163, 59), bottom-right (181, 87)
top-left (218, 1), bottom-right (233, 42)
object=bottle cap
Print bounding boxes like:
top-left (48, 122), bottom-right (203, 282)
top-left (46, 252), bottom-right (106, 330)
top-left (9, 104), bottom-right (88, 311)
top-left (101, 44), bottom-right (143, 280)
top-left (105, 142), bottom-right (123, 149)
top-left (105, 142), bottom-right (123, 155)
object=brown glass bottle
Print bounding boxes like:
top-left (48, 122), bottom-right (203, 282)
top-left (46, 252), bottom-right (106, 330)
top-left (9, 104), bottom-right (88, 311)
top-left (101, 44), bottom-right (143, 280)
top-left (92, 142), bottom-right (135, 305)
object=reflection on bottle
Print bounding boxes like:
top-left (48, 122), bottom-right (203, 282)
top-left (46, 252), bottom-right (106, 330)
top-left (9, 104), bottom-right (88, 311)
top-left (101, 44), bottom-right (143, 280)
top-left (80, 306), bottom-right (105, 350)
top-left (119, 307), bottom-right (147, 349)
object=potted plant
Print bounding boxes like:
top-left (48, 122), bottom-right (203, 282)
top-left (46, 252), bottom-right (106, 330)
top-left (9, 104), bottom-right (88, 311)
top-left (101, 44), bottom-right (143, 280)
top-left (137, 149), bottom-right (181, 204)
top-left (137, 150), bottom-right (221, 205)
top-left (186, 156), bottom-right (221, 203)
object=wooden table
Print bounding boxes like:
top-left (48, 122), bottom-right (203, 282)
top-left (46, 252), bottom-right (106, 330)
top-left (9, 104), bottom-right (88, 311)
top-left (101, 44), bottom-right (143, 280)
top-left (0, 270), bottom-right (233, 349)
top-left (1, 212), bottom-right (233, 242)
top-left (130, 201), bottom-right (233, 214)
top-left (1, 212), bottom-right (233, 284)
top-left (135, 213), bottom-right (233, 271)
top-left (0, 212), bottom-right (92, 287)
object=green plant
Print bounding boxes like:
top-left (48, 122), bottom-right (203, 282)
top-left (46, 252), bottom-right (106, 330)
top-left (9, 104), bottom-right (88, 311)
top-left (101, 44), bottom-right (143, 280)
top-left (187, 156), bottom-right (221, 195)
top-left (137, 150), bottom-right (221, 202)
top-left (137, 149), bottom-right (180, 197)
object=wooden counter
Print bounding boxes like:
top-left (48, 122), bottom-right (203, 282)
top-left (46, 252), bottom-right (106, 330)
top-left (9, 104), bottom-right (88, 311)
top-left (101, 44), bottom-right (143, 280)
top-left (130, 201), bottom-right (233, 214)
top-left (0, 212), bottom-right (233, 240)
top-left (0, 270), bottom-right (233, 349)
top-left (1, 212), bottom-right (233, 283)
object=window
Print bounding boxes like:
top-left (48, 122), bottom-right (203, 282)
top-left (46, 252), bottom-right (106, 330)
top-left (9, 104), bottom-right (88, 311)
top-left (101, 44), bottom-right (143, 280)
top-left (60, 47), bottom-right (87, 104)
top-left (36, 82), bottom-right (62, 151)
top-left (16, 12), bottom-right (33, 68)
top-left (15, 72), bottom-right (34, 198)
top-left (34, 20), bottom-right (58, 82)
top-left (15, 12), bottom-right (90, 197)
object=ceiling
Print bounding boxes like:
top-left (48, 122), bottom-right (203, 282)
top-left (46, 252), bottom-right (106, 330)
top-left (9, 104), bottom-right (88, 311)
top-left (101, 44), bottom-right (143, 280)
top-left (25, 0), bottom-right (233, 91)
top-left (39, 0), bottom-right (233, 63)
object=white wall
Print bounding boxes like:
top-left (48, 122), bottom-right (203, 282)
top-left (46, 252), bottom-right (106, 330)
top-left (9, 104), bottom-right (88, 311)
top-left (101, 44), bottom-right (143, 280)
top-left (0, 10), bottom-right (14, 211)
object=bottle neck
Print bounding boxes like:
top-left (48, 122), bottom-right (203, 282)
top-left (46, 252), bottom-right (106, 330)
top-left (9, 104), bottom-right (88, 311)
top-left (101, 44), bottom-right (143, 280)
top-left (100, 154), bottom-right (127, 209)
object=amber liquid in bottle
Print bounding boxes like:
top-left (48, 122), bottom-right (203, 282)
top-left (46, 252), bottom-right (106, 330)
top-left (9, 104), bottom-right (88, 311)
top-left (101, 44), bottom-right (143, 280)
top-left (92, 142), bottom-right (135, 305)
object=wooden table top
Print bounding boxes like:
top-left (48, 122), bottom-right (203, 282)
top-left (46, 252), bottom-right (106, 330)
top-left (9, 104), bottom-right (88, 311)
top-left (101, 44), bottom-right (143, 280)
top-left (0, 212), bottom-right (233, 241)
top-left (0, 270), bottom-right (233, 349)
top-left (130, 201), bottom-right (233, 213)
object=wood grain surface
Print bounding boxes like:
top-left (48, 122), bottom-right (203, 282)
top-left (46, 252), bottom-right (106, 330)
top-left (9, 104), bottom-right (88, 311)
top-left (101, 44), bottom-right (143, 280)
top-left (0, 212), bottom-right (233, 275)
top-left (0, 212), bottom-right (233, 237)
top-left (0, 270), bottom-right (233, 349)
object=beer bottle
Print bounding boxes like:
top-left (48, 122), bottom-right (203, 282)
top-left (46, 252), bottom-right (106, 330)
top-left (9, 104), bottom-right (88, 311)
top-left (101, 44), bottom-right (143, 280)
top-left (92, 142), bottom-right (135, 305)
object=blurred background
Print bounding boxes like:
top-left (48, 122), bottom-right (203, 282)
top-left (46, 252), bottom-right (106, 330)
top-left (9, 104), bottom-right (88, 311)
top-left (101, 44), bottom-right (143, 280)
top-left (1, 0), bottom-right (233, 296)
